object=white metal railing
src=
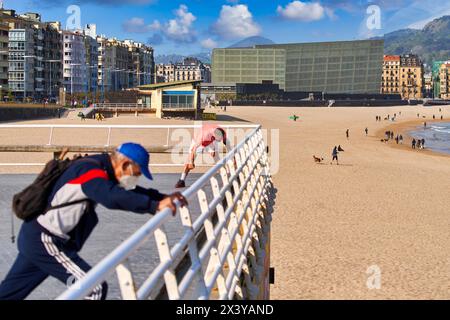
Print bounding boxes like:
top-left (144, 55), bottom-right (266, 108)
top-left (0, 124), bottom-right (259, 167)
top-left (94, 103), bottom-right (147, 108)
top-left (0, 124), bottom-right (258, 147)
top-left (56, 125), bottom-right (273, 300)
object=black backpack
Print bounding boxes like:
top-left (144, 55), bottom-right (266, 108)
top-left (12, 157), bottom-right (96, 221)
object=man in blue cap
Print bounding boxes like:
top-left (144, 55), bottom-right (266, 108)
top-left (0, 143), bottom-right (187, 300)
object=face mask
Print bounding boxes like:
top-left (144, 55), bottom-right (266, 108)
top-left (119, 166), bottom-right (139, 190)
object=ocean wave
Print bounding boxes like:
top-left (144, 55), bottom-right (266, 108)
top-left (432, 129), bottom-right (450, 134)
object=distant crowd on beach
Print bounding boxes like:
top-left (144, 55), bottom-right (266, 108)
top-left (375, 112), bottom-right (401, 122)
top-left (411, 138), bottom-right (426, 150)
top-left (382, 130), bottom-right (404, 145)
top-left (310, 107), bottom-right (448, 166)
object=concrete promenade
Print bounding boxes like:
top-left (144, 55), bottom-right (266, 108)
top-left (0, 173), bottom-right (205, 300)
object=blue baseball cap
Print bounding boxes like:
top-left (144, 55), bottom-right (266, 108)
top-left (117, 143), bottom-right (153, 180)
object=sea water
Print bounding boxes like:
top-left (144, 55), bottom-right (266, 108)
top-left (410, 122), bottom-right (450, 155)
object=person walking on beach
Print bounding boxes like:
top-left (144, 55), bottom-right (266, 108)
top-left (346, 129), bottom-right (349, 139)
top-left (390, 131), bottom-right (394, 140)
top-left (412, 138), bottom-right (416, 149)
top-left (424, 122), bottom-right (427, 128)
top-left (385, 131), bottom-right (390, 140)
top-left (417, 139), bottom-right (421, 149)
top-left (175, 125), bottom-right (231, 188)
top-left (399, 134), bottom-right (403, 144)
top-left (395, 135), bottom-right (399, 144)
top-left (0, 143), bottom-right (188, 300)
top-left (421, 138), bottom-right (425, 149)
top-left (331, 146), bottom-right (339, 165)
top-left (365, 128), bottom-right (368, 136)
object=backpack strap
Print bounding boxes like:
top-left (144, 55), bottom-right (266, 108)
top-left (44, 199), bottom-right (91, 214)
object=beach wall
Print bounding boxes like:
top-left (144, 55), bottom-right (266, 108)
top-left (0, 107), bottom-right (68, 122)
top-left (220, 100), bottom-right (419, 107)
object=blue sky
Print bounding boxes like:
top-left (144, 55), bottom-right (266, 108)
top-left (3, 0), bottom-right (450, 55)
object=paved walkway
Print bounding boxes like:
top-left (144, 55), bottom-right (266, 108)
top-left (0, 173), bottom-right (206, 300)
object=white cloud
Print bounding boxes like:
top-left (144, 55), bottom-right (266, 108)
top-left (122, 17), bottom-right (160, 33)
top-left (201, 38), bottom-right (218, 49)
top-left (277, 1), bottom-right (329, 22)
top-left (123, 5), bottom-right (197, 43)
top-left (213, 5), bottom-right (261, 40)
top-left (164, 4), bottom-right (197, 43)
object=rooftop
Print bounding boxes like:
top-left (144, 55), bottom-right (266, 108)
top-left (138, 80), bottom-right (202, 90)
top-left (384, 55), bottom-right (401, 61)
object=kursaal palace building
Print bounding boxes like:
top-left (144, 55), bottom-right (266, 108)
top-left (212, 40), bottom-right (385, 94)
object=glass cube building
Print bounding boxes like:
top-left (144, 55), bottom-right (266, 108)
top-left (212, 40), bottom-right (384, 94)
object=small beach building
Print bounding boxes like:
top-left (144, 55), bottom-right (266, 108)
top-left (137, 80), bottom-right (203, 119)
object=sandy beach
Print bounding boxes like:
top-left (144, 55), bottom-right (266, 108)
top-left (1, 105), bottom-right (449, 299)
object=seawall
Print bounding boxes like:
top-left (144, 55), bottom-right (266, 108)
top-left (0, 106), bottom-right (68, 122)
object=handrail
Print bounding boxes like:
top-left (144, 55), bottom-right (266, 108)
top-left (55, 124), bottom-right (272, 300)
top-left (0, 124), bottom-right (259, 129)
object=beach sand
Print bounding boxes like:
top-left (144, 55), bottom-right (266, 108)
top-left (1, 105), bottom-right (449, 299)
top-left (220, 105), bottom-right (450, 300)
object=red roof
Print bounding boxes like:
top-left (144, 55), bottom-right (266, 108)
top-left (384, 55), bottom-right (400, 62)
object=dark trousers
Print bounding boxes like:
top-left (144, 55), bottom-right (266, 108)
top-left (0, 220), bottom-right (107, 300)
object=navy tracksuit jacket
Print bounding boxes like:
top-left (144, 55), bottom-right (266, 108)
top-left (0, 154), bottom-right (166, 300)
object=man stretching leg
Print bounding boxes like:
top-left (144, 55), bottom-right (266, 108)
top-left (175, 125), bottom-right (230, 188)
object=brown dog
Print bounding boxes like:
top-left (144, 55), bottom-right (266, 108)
top-left (313, 155), bottom-right (324, 163)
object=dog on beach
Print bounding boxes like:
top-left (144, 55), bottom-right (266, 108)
top-left (313, 155), bottom-right (324, 163)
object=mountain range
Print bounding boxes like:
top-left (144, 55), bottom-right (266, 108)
top-left (155, 52), bottom-right (212, 65)
top-left (154, 36), bottom-right (275, 64)
top-left (377, 15), bottom-right (450, 69)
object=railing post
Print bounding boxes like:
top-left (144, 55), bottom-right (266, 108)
top-left (48, 127), bottom-right (54, 146)
top-left (198, 189), bottom-right (227, 298)
top-left (166, 128), bottom-right (170, 147)
top-left (116, 261), bottom-right (137, 300)
top-left (179, 206), bottom-right (208, 299)
top-left (154, 226), bottom-right (180, 300)
top-left (106, 127), bottom-right (112, 147)
top-left (210, 176), bottom-right (243, 300)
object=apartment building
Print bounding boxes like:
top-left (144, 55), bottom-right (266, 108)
top-left (0, 20), bottom-right (8, 91)
top-left (438, 63), bottom-right (450, 99)
top-left (381, 54), bottom-right (424, 99)
top-left (399, 54), bottom-right (424, 99)
top-left (2, 9), bottom-right (62, 100)
top-left (124, 39), bottom-right (154, 87)
top-left (157, 57), bottom-right (211, 83)
top-left (62, 30), bottom-right (87, 94)
top-left (381, 55), bottom-right (400, 95)
top-left (156, 63), bottom-right (175, 83)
